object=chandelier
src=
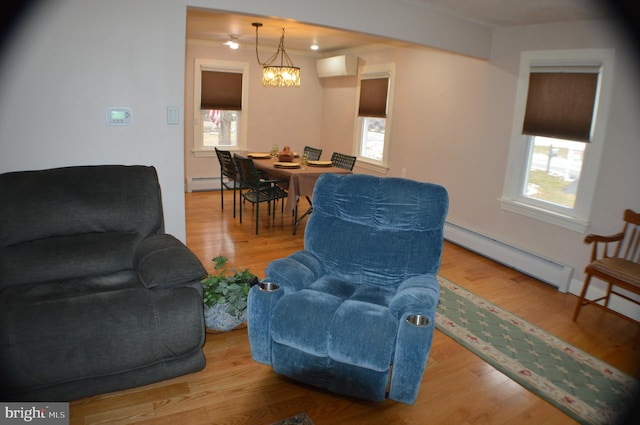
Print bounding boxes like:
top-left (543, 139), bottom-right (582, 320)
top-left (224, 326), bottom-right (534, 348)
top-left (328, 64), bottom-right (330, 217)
top-left (252, 22), bottom-right (301, 87)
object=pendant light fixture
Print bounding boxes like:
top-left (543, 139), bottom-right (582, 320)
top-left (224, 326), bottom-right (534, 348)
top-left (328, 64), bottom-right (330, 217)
top-left (252, 22), bottom-right (301, 87)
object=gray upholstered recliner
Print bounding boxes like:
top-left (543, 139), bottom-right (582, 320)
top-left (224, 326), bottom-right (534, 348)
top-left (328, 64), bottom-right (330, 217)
top-left (0, 165), bottom-right (207, 401)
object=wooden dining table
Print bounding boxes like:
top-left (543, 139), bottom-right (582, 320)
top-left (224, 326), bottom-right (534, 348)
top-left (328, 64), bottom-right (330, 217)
top-left (238, 152), bottom-right (352, 233)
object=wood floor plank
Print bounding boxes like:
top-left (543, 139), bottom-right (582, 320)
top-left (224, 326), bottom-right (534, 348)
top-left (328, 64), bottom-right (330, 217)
top-left (68, 190), bottom-right (639, 424)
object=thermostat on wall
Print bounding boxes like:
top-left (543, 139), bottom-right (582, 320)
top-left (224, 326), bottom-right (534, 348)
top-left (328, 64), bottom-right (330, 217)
top-left (106, 107), bottom-right (132, 126)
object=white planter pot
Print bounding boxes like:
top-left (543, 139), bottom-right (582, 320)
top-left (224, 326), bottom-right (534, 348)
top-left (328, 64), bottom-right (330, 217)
top-left (204, 303), bottom-right (247, 332)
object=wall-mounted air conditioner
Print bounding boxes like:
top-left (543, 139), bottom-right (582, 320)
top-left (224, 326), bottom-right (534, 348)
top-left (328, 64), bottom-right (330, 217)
top-left (316, 55), bottom-right (358, 78)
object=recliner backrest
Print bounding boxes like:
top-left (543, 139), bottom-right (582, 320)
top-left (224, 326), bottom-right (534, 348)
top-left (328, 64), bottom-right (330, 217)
top-left (304, 173), bottom-right (448, 287)
top-left (0, 165), bottom-right (164, 248)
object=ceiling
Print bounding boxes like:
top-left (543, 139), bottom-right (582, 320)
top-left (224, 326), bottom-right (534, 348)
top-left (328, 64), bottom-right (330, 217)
top-left (186, 0), bottom-right (615, 55)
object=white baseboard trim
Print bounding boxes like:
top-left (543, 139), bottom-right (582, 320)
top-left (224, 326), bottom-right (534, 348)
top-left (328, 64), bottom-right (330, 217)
top-left (443, 221), bottom-right (573, 292)
top-left (186, 177), bottom-right (220, 192)
top-left (444, 221), bottom-right (640, 321)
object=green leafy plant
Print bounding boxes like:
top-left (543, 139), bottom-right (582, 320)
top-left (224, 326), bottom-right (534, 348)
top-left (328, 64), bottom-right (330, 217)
top-left (202, 256), bottom-right (256, 318)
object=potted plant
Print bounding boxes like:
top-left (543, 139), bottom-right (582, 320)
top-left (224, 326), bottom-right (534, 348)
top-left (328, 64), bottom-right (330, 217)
top-left (202, 256), bottom-right (258, 332)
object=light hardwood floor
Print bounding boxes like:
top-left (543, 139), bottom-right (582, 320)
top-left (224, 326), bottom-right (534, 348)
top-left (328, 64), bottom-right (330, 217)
top-left (69, 190), bottom-right (640, 425)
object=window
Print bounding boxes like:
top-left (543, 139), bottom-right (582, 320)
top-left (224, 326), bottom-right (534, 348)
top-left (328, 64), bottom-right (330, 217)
top-left (500, 50), bottom-right (615, 232)
top-left (354, 64), bottom-right (395, 171)
top-left (201, 110), bottom-right (238, 148)
top-left (193, 59), bottom-right (249, 156)
top-left (522, 136), bottom-right (585, 209)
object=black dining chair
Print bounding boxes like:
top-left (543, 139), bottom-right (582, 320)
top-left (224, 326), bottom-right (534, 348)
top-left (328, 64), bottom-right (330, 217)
top-left (292, 146), bottom-right (322, 229)
top-left (234, 154), bottom-right (288, 235)
top-left (215, 147), bottom-right (244, 218)
top-left (331, 152), bottom-right (357, 170)
top-left (303, 146), bottom-right (323, 161)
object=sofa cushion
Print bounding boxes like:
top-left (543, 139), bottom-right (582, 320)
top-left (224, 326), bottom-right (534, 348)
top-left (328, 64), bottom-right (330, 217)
top-left (134, 234), bottom-right (207, 288)
top-left (0, 285), bottom-right (204, 392)
top-left (0, 232), bottom-right (142, 289)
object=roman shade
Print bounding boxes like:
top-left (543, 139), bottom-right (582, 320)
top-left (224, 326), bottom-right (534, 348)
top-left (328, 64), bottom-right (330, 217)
top-left (522, 71), bottom-right (598, 142)
top-left (201, 71), bottom-right (242, 110)
top-left (358, 77), bottom-right (389, 118)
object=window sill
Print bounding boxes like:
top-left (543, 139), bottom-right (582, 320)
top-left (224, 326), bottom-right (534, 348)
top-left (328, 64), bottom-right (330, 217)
top-left (498, 197), bottom-right (589, 233)
top-left (192, 149), bottom-right (215, 158)
top-left (192, 148), bottom-right (244, 158)
top-left (355, 158), bottom-right (389, 175)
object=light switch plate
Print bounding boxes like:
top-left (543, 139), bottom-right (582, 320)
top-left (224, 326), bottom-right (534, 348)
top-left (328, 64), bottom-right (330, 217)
top-left (167, 106), bottom-right (179, 125)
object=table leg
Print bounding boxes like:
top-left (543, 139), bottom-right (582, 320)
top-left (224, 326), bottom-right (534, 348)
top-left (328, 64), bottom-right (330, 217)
top-left (293, 196), bottom-right (313, 235)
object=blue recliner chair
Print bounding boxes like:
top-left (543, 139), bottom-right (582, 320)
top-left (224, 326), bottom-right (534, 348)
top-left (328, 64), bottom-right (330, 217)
top-left (247, 173), bottom-right (448, 404)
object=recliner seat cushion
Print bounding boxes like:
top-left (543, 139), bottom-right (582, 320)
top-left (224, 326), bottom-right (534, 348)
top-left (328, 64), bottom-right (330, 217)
top-left (270, 277), bottom-right (398, 371)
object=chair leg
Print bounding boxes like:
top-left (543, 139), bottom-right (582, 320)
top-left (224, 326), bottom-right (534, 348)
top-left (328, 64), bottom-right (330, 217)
top-left (573, 274), bottom-right (593, 321)
top-left (255, 199), bottom-right (259, 235)
top-left (604, 283), bottom-right (613, 308)
top-left (238, 190), bottom-right (243, 224)
top-left (293, 196), bottom-right (313, 235)
top-left (232, 185), bottom-right (236, 218)
top-left (220, 179), bottom-right (224, 210)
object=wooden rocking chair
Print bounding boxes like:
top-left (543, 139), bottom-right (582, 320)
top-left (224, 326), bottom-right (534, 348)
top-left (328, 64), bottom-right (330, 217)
top-left (573, 209), bottom-right (640, 346)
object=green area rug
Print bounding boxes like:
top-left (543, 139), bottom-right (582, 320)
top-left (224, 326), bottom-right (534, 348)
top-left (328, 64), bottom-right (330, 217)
top-left (435, 276), bottom-right (639, 425)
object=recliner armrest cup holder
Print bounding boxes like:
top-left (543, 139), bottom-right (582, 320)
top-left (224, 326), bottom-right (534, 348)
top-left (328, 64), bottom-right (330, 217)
top-left (258, 281), bottom-right (280, 292)
top-left (406, 314), bottom-right (430, 327)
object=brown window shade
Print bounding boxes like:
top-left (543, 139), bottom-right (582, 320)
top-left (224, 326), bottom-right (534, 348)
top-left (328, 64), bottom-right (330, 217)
top-left (358, 77), bottom-right (389, 117)
top-left (201, 71), bottom-right (242, 110)
top-left (522, 72), bottom-right (598, 142)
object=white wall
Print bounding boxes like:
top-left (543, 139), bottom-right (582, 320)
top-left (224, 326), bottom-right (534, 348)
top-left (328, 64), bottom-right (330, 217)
top-left (0, 0), bottom-right (189, 240)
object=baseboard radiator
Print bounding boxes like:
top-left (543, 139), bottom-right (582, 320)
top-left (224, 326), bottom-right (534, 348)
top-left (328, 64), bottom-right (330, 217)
top-left (186, 177), bottom-right (220, 192)
top-left (443, 221), bottom-right (573, 293)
